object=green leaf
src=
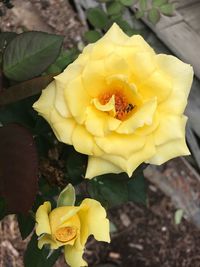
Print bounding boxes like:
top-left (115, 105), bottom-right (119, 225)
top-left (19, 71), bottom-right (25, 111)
top-left (110, 221), bottom-right (117, 233)
top-left (24, 234), bottom-right (60, 267)
top-left (57, 184), bottom-right (75, 207)
top-left (88, 174), bottom-right (129, 208)
top-left (139, 0), bottom-right (147, 10)
top-left (135, 10), bottom-right (145, 19)
top-left (148, 8), bottom-right (161, 24)
top-left (119, 0), bottom-right (136, 6)
top-left (107, 2), bottom-right (123, 15)
top-left (152, 0), bottom-right (167, 7)
top-left (114, 19), bottom-right (135, 36)
top-left (17, 213), bottom-right (35, 240)
top-left (86, 8), bottom-right (109, 29)
top-left (45, 49), bottom-right (78, 74)
top-left (0, 32), bottom-right (17, 52)
top-left (175, 209), bottom-right (184, 225)
top-left (84, 30), bottom-right (102, 43)
top-left (3, 32), bottom-right (64, 81)
top-left (0, 95), bottom-right (38, 128)
top-left (66, 148), bottom-right (87, 185)
top-left (160, 3), bottom-right (174, 16)
top-left (128, 171), bottom-right (147, 205)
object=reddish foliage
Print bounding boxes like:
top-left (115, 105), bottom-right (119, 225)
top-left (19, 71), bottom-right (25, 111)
top-left (0, 124), bottom-right (38, 214)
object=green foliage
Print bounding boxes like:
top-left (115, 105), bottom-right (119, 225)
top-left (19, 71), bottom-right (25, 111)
top-left (84, 30), bottom-right (102, 43)
top-left (135, 10), bottom-right (145, 19)
top-left (3, 32), bottom-right (64, 81)
top-left (88, 174), bottom-right (129, 208)
top-left (113, 18), bottom-right (135, 36)
top-left (45, 49), bottom-right (78, 74)
top-left (148, 8), bottom-right (161, 24)
top-left (120, 0), bottom-right (138, 6)
top-left (139, 0), bottom-right (147, 10)
top-left (86, 8), bottom-right (109, 29)
top-left (109, 221), bottom-right (118, 233)
top-left (17, 213), bottom-right (35, 240)
top-left (24, 234), bottom-right (60, 267)
top-left (152, 0), bottom-right (167, 7)
top-left (159, 3), bottom-right (174, 16)
top-left (66, 148), bottom-right (87, 185)
top-left (128, 171), bottom-right (147, 205)
top-left (175, 209), bottom-right (184, 225)
top-left (57, 184), bottom-right (75, 207)
top-left (0, 97), bottom-right (37, 130)
top-left (106, 2), bottom-right (123, 16)
top-left (88, 168), bottom-right (147, 208)
top-left (0, 32), bottom-right (17, 53)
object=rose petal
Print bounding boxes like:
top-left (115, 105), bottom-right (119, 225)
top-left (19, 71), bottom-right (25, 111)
top-left (35, 201), bottom-right (51, 236)
top-left (82, 59), bottom-right (106, 98)
top-left (85, 106), bottom-right (121, 137)
top-left (38, 234), bottom-right (59, 250)
top-left (104, 52), bottom-right (132, 77)
top-left (72, 125), bottom-right (102, 156)
top-left (79, 198), bottom-right (110, 243)
top-left (102, 136), bottom-right (156, 176)
top-left (33, 81), bottom-right (56, 121)
top-left (139, 70), bottom-right (172, 103)
top-left (156, 54), bottom-right (193, 114)
top-left (85, 156), bottom-right (123, 179)
top-left (116, 97), bottom-right (157, 134)
top-left (65, 77), bottom-right (91, 124)
top-left (54, 82), bottom-right (71, 118)
top-left (50, 109), bottom-right (76, 145)
top-left (95, 133), bottom-right (145, 159)
top-left (64, 244), bottom-right (87, 267)
top-left (154, 115), bottom-right (187, 146)
top-left (148, 138), bottom-right (190, 165)
top-left (127, 51), bottom-right (156, 81)
top-left (101, 23), bottom-right (128, 45)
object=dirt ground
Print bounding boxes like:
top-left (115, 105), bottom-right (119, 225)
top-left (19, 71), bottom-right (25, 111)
top-left (1, 1), bottom-right (200, 267)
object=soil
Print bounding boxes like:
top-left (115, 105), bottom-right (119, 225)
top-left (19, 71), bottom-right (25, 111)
top-left (1, 1), bottom-right (200, 267)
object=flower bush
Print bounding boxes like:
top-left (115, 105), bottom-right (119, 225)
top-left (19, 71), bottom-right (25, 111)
top-left (36, 198), bottom-right (110, 267)
top-left (33, 23), bottom-right (193, 179)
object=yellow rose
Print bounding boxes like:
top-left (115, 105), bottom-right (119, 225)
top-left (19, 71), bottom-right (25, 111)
top-left (35, 198), bottom-right (110, 267)
top-left (33, 23), bottom-right (193, 178)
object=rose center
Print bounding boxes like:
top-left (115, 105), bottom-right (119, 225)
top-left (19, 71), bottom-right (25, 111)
top-left (99, 91), bottom-right (134, 120)
top-left (55, 226), bottom-right (77, 242)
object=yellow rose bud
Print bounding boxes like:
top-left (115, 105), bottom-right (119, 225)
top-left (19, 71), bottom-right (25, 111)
top-left (33, 23), bottom-right (193, 178)
top-left (35, 199), bottom-right (110, 267)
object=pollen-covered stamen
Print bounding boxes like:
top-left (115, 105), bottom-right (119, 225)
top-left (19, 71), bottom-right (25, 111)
top-left (99, 91), bottom-right (135, 120)
top-left (55, 226), bottom-right (77, 243)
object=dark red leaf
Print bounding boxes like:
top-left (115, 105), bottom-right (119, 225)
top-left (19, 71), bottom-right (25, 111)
top-left (0, 124), bottom-right (38, 213)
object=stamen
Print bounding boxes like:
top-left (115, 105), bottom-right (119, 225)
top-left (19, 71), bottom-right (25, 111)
top-left (99, 91), bottom-right (135, 120)
top-left (55, 226), bottom-right (77, 243)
